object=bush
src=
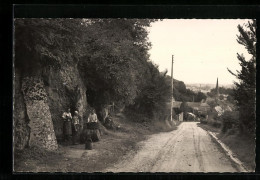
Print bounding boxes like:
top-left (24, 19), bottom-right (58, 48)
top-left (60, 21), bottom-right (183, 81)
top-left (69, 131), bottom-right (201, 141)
top-left (211, 120), bottom-right (222, 128)
top-left (200, 118), bottom-right (207, 124)
top-left (124, 109), bottom-right (151, 123)
top-left (226, 128), bottom-right (237, 136)
top-left (227, 95), bottom-right (235, 103)
top-left (206, 118), bottom-right (221, 128)
top-left (212, 112), bottom-right (219, 121)
top-left (221, 111), bottom-right (239, 133)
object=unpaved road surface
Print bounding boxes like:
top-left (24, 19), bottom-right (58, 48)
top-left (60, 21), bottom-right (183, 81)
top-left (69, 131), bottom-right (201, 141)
top-left (105, 122), bottom-right (239, 172)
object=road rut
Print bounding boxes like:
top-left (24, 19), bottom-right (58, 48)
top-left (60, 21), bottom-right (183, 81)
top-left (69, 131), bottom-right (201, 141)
top-left (105, 122), bottom-right (239, 172)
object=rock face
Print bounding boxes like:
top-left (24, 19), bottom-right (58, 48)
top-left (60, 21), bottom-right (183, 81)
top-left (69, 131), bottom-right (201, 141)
top-left (43, 61), bottom-right (88, 141)
top-left (14, 55), bottom-right (89, 151)
top-left (21, 76), bottom-right (58, 150)
top-left (13, 69), bottom-right (30, 150)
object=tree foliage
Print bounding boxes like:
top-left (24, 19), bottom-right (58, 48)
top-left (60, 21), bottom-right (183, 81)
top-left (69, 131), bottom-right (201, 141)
top-left (228, 20), bottom-right (256, 134)
top-left (167, 77), bottom-right (207, 102)
top-left (126, 62), bottom-right (171, 120)
top-left (77, 19), bottom-right (156, 109)
top-left (15, 19), bottom-right (155, 106)
top-left (196, 92), bottom-right (207, 102)
top-left (15, 19), bottom-right (87, 74)
top-left (208, 87), bottom-right (234, 97)
top-left (15, 18), bottom-right (175, 122)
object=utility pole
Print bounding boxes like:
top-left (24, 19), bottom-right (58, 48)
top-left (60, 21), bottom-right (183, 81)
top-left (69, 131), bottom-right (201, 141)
top-left (112, 102), bottom-right (115, 113)
top-left (171, 55), bottom-right (174, 122)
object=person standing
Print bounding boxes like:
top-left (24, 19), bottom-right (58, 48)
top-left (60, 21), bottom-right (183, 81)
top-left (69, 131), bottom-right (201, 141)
top-left (62, 108), bottom-right (72, 143)
top-left (72, 111), bottom-right (81, 145)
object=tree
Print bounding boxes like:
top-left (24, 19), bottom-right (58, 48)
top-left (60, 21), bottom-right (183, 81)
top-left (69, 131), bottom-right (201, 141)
top-left (209, 87), bottom-right (234, 96)
top-left (226, 95), bottom-right (235, 103)
top-left (207, 100), bottom-right (218, 109)
top-left (166, 77), bottom-right (201, 102)
top-left (221, 111), bottom-right (239, 133)
top-left (180, 101), bottom-right (192, 120)
top-left (207, 91), bottom-right (215, 98)
top-left (15, 19), bottom-right (157, 111)
top-left (15, 19), bottom-right (91, 71)
top-left (126, 61), bottom-right (171, 121)
top-left (15, 18), bottom-right (175, 124)
top-left (228, 20), bottom-right (256, 134)
top-left (195, 92), bottom-right (207, 102)
top-left (77, 19), bottom-right (156, 110)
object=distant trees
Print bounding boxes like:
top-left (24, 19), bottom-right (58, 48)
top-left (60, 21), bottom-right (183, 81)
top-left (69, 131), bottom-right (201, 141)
top-left (196, 92), bottom-right (207, 102)
top-left (166, 77), bottom-right (207, 102)
top-left (207, 100), bottom-right (218, 109)
top-left (226, 95), bottom-right (235, 103)
top-left (207, 92), bottom-right (214, 98)
top-left (228, 20), bottom-right (256, 135)
top-left (207, 87), bottom-right (234, 97)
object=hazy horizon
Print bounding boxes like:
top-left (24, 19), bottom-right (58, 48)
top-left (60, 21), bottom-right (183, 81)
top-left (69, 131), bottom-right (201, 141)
top-left (148, 19), bottom-right (252, 85)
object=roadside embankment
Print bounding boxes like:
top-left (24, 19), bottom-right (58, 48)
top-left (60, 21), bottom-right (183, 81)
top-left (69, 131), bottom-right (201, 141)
top-left (198, 123), bottom-right (255, 172)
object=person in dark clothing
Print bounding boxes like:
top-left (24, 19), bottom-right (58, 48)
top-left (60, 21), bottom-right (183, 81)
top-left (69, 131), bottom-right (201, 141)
top-left (62, 108), bottom-right (72, 143)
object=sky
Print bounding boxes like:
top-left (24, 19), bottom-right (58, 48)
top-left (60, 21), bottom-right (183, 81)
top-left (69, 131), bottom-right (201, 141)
top-left (147, 19), bottom-right (252, 85)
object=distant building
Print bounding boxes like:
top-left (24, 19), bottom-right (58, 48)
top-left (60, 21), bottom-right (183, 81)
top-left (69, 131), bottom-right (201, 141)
top-left (171, 101), bottom-right (183, 120)
top-left (176, 112), bottom-right (183, 121)
top-left (172, 100), bottom-right (210, 120)
top-left (214, 106), bottom-right (224, 116)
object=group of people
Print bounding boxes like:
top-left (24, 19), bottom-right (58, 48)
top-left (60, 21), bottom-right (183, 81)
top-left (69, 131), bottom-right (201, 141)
top-left (62, 108), bottom-right (81, 144)
top-left (62, 108), bottom-right (98, 144)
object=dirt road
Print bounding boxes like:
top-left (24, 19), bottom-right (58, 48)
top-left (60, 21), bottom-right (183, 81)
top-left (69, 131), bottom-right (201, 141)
top-left (105, 122), bottom-right (240, 172)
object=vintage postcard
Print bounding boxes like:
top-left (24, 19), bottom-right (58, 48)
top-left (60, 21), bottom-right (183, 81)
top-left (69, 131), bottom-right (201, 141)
top-left (13, 14), bottom-right (256, 172)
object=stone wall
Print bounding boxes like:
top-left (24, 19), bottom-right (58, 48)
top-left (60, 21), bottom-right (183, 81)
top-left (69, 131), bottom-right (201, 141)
top-left (21, 76), bottom-right (58, 150)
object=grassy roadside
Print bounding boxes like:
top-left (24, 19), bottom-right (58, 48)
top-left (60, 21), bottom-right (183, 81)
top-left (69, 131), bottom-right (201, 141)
top-left (14, 113), bottom-right (180, 172)
top-left (198, 123), bottom-right (255, 171)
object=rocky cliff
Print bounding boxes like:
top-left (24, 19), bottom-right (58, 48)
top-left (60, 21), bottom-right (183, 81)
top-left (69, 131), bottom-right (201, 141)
top-left (14, 54), bottom-right (89, 151)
